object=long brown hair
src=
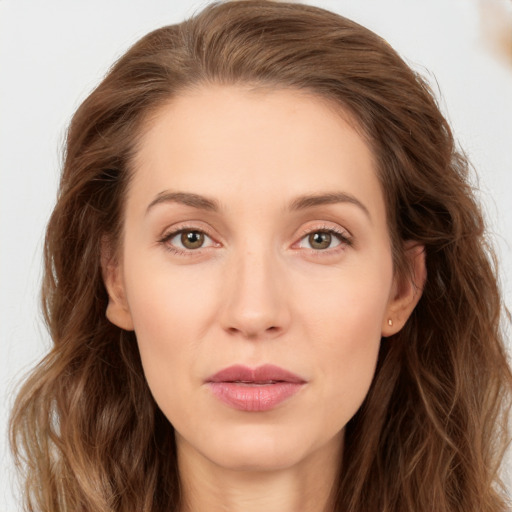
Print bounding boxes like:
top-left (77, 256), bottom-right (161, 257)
top-left (10, 1), bottom-right (512, 510)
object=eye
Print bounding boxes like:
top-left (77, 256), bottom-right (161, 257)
top-left (296, 228), bottom-right (351, 251)
top-left (160, 228), bottom-right (217, 253)
top-left (178, 230), bottom-right (206, 249)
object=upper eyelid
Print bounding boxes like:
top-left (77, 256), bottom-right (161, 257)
top-left (294, 221), bottom-right (352, 242)
top-left (159, 223), bottom-right (351, 252)
top-left (164, 228), bottom-right (215, 241)
top-left (160, 222), bottom-right (217, 240)
top-left (294, 227), bottom-right (352, 250)
top-left (286, 218), bottom-right (354, 254)
top-left (159, 227), bottom-right (218, 254)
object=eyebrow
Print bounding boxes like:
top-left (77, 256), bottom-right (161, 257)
top-left (146, 191), bottom-right (220, 214)
top-left (289, 192), bottom-right (370, 219)
top-left (146, 190), bottom-right (370, 219)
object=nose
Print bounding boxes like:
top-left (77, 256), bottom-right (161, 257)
top-left (219, 246), bottom-right (291, 340)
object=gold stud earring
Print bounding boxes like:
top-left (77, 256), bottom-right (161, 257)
top-left (388, 319), bottom-right (393, 326)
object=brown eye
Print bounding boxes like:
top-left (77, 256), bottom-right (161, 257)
top-left (308, 231), bottom-right (332, 250)
top-left (180, 230), bottom-right (205, 249)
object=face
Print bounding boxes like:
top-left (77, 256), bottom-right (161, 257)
top-left (104, 85), bottom-right (421, 473)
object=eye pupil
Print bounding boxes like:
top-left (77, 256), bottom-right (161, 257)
top-left (309, 231), bottom-right (331, 250)
top-left (181, 231), bottom-right (204, 249)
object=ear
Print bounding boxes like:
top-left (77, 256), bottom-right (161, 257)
top-left (381, 241), bottom-right (426, 337)
top-left (100, 238), bottom-right (134, 331)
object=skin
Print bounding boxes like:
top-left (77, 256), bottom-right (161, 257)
top-left (103, 85), bottom-right (425, 512)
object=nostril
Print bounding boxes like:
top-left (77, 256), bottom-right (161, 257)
top-left (225, 325), bottom-right (280, 338)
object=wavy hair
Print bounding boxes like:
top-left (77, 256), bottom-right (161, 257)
top-left (10, 1), bottom-right (512, 510)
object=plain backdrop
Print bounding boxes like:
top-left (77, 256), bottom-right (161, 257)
top-left (1, 0), bottom-right (511, 510)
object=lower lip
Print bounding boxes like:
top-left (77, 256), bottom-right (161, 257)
top-left (207, 382), bottom-right (304, 412)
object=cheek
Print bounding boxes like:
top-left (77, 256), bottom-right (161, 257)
top-left (123, 248), bottom-right (218, 342)
top-left (299, 259), bottom-right (392, 422)
top-left (120, 253), bottom-right (226, 418)
top-left (299, 254), bottom-right (392, 345)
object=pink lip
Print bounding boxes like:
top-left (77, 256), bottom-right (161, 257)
top-left (206, 364), bottom-right (306, 412)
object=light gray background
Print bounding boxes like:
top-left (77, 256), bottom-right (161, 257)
top-left (1, 0), bottom-right (511, 510)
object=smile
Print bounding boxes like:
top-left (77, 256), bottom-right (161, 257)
top-left (206, 364), bottom-right (306, 412)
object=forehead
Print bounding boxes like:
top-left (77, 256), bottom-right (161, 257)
top-left (128, 85), bottom-right (384, 220)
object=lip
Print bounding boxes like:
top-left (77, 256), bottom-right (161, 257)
top-left (206, 364), bottom-right (306, 412)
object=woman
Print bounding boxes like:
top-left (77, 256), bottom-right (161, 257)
top-left (9, 1), bottom-right (512, 511)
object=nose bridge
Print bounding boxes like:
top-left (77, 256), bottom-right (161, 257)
top-left (221, 238), bottom-right (289, 338)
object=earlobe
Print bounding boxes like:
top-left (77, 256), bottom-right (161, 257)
top-left (100, 239), bottom-right (135, 331)
top-left (382, 242), bottom-right (426, 337)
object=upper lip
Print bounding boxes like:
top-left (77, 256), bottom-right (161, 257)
top-left (206, 364), bottom-right (306, 384)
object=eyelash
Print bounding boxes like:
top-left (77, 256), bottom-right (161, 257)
top-left (295, 225), bottom-right (353, 254)
top-left (158, 225), bottom-right (218, 256)
top-left (158, 224), bottom-right (353, 257)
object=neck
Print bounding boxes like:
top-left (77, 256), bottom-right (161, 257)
top-left (177, 433), bottom-right (342, 512)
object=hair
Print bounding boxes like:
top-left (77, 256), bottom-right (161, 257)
top-left (9, 1), bottom-right (512, 511)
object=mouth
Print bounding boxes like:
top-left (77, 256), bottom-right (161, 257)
top-left (206, 364), bottom-right (306, 412)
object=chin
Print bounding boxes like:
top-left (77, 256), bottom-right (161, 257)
top-left (207, 437), bottom-right (307, 472)
top-left (183, 421), bottom-right (341, 473)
